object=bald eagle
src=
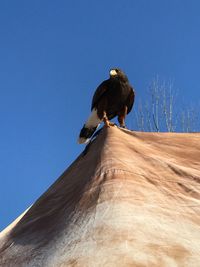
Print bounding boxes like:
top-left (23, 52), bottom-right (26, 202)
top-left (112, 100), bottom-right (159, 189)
top-left (78, 68), bottom-right (135, 144)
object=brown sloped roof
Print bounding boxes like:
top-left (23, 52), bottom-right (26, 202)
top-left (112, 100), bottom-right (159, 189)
top-left (0, 127), bottom-right (200, 267)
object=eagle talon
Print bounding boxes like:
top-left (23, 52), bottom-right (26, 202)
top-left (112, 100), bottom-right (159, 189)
top-left (104, 120), bottom-right (115, 128)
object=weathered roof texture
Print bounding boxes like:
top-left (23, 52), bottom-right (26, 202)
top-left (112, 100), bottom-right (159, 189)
top-left (0, 127), bottom-right (200, 267)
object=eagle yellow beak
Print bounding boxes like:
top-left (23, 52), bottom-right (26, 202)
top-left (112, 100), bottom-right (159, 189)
top-left (110, 69), bottom-right (117, 76)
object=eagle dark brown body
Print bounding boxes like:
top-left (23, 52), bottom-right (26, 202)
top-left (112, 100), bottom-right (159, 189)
top-left (78, 68), bottom-right (135, 144)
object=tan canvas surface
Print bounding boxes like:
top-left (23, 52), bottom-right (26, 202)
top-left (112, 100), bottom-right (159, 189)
top-left (0, 127), bottom-right (200, 266)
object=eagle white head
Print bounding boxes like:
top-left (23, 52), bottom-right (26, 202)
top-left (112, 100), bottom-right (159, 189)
top-left (109, 68), bottom-right (128, 82)
top-left (109, 69), bottom-right (118, 76)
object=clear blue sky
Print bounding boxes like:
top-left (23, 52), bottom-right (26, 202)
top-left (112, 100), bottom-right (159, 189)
top-left (0, 0), bottom-right (200, 230)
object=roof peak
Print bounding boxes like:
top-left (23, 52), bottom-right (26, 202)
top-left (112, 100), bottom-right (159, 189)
top-left (1, 127), bottom-right (200, 266)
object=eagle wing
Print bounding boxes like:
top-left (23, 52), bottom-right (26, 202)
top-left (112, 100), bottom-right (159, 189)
top-left (91, 80), bottom-right (109, 111)
top-left (127, 87), bottom-right (135, 114)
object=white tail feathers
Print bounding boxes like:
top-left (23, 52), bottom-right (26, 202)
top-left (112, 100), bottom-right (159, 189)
top-left (85, 109), bottom-right (101, 128)
top-left (78, 137), bottom-right (90, 144)
top-left (78, 109), bottom-right (101, 144)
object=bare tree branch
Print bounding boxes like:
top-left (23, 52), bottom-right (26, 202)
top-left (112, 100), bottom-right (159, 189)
top-left (133, 77), bottom-right (199, 133)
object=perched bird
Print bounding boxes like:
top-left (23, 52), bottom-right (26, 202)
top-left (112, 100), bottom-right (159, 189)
top-left (78, 68), bottom-right (135, 144)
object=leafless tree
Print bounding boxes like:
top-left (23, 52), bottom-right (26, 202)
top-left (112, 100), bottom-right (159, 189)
top-left (133, 78), bottom-right (199, 132)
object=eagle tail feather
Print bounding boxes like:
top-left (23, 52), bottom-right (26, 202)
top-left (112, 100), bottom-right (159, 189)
top-left (78, 125), bottom-right (98, 144)
top-left (78, 109), bottom-right (101, 144)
